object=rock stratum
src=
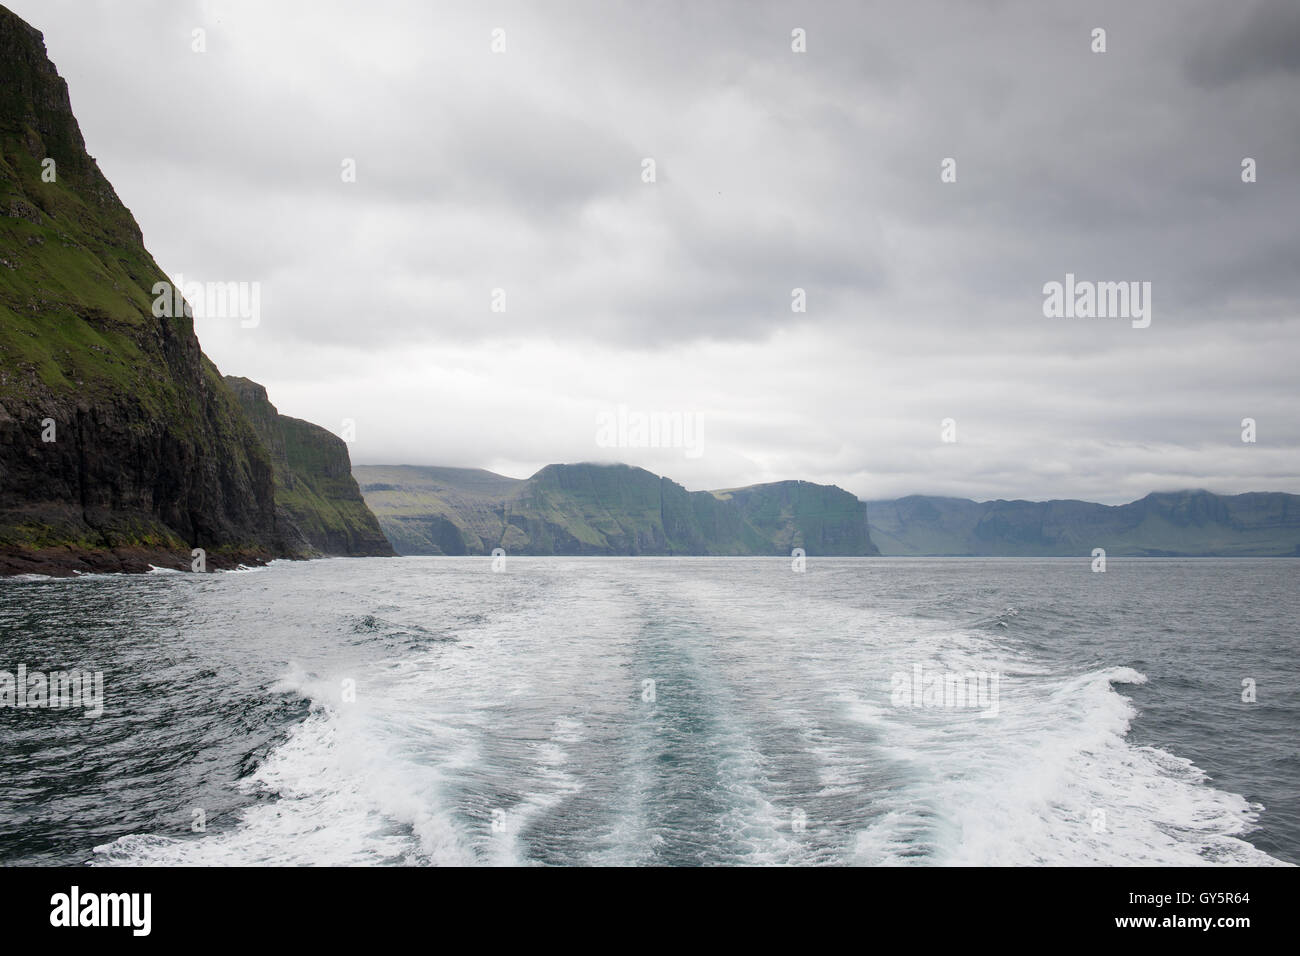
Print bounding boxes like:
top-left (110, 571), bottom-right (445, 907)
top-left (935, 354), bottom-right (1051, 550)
top-left (867, 490), bottom-right (1300, 557)
top-left (0, 6), bottom-right (390, 575)
top-left (353, 463), bottom-right (879, 556)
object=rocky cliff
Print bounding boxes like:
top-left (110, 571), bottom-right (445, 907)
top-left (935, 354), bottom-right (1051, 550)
top-left (225, 377), bottom-right (392, 558)
top-left (354, 462), bottom-right (879, 556)
top-left (0, 7), bottom-right (389, 574)
top-left (712, 479), bottom-right (877, 556)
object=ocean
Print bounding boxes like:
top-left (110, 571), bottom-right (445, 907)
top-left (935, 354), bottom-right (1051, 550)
top-left (0, 557), bottom-right (1295, 866)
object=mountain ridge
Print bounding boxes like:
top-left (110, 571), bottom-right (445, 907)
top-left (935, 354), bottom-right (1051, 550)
top-left (867, 489), bottom-right (1300, 556)
top-left (354, 462), bottom-right (878, 556)
top-left (356, 463), bottom-right (1300, 558)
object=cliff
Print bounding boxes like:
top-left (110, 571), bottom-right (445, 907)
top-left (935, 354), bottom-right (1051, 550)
top-left (354, 462), bottom-right (879, 556)
top-left (225, 377), bottom-right (392, 558)
top-left (0, 7), bottom-right (389, 574)
top-left (712, 479), bottom-right (877, 556)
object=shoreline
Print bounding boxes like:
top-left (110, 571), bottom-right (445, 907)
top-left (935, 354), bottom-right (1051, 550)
top-left (5, 550), bottom-right (1296, 579)
top-left (0, 546), bottom-right (278, 579)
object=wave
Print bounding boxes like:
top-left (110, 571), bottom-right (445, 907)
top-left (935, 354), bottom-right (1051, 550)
top-left (850, 664), bottom-right (1285, 866)
top-left (95, 663), bottom-right (477, 866)
top-left (89, 561), bottom-right (1293, 867)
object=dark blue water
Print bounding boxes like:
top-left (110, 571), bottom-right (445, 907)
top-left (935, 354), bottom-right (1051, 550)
top-left (0, 557), bottom-right (1294, 865)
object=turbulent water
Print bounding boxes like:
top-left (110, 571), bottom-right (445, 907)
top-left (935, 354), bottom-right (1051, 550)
top-left (0, 557), bottom-right (1295, 866)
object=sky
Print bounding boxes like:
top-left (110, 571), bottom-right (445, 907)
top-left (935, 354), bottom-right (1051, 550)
top-left (11, 0), bottom-right (1300, 503)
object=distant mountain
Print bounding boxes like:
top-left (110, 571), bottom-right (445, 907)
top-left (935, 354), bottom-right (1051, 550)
top-left (354, 462), bottom-right (878, 556)
top-left (867, 490), bottom-right (1300, 557)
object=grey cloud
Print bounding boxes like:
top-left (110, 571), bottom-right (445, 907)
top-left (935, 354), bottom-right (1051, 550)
top-left (6, 0), bottom-right (1297, 502)
top-left (1185, 0), bottom-right (1300, 88)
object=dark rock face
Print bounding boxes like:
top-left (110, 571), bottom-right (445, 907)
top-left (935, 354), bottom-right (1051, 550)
top-left (224, 377), bottom-right (393, 558)
top-left (354, 462), bottom-right (880, 556)
top-left (0, 7), bottom-right (391, 574)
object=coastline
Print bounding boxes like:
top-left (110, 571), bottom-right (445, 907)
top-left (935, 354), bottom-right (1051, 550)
top-left (0, 545), bottom-right (279, 578)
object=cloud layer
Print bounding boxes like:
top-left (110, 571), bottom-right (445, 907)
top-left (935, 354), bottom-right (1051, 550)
top-left (15, 0), bottom-right (1300, 502)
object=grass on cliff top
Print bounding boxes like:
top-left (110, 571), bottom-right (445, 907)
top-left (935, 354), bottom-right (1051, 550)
top-left (0, 137), bottom-right (184, 410)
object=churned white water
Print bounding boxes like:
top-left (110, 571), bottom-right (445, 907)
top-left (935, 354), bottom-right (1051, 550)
top-left (1, 557), bottom-right (1293, 866)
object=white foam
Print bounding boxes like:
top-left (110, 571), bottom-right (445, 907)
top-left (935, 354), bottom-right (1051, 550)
top-left (849, 664), bottom-right (1284, 866)
top-left (91, 560), bottom-right (1292, 867)
top-left (96, 665), bottom-right (478, 866)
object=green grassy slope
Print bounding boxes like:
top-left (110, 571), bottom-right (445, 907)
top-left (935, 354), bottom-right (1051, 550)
top-left (0, 7), bottom-right (282, 570)
top-left (224, 377), bottom-right (392, 557)
top-left (0, 7), bottom-right (388, 574)
top-left (352, 465), bottom-right (522, 555)
top-left (354, 462), bottom-right (878, 556)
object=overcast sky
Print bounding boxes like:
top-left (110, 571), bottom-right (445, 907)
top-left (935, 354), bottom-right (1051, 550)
top-left (13, 0), bottom-right (1300, 502)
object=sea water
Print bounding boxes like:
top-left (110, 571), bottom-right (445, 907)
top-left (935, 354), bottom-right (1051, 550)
top-left (0, 557), bottom-right (1294, 866)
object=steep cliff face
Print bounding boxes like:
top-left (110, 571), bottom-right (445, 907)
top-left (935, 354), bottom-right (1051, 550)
top-left (713, 480), bottom-right (878, 556)
top-left (225, 377), bottom-right (392, 558)
top-left (0, 7), bottom-right (389, 574)
top-left (0, 8), bottom-right (283, 573)
top-left (507, 463), bottom-right (774, 555)
top-left (354, 462), bottom-right (879, 556)
top-left (868, 490), bottom-right (1300, 556)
